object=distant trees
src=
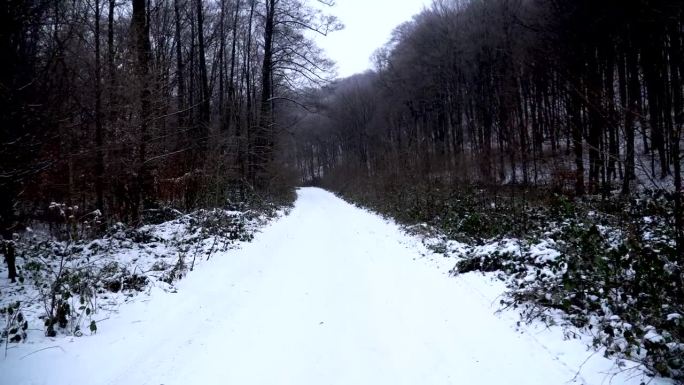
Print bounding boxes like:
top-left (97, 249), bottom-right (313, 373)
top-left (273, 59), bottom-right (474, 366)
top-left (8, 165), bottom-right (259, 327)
top-left (253, 0), bottom-right (340, 188)
top-left (1, 0), bottom-right (55, 282)
top-left (291, 0), bottom-right (683, 246)
top-left (0, 0), bottom-right (339, 279)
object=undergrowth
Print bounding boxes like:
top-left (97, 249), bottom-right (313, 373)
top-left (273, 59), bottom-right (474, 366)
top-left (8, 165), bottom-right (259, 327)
top-left (0, 189), bottom-right (294, 347)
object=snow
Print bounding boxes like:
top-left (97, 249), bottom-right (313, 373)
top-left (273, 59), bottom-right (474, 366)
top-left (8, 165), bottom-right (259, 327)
top-left (644, 326), bottom-right (665, 344)
top-left (1, 188), bottom-right (673, 385)
top-left (529, 240), bottom-right (561, 263)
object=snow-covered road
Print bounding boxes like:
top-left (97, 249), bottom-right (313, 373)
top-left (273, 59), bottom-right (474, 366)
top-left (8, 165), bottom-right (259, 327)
top-left (3, 188), bottom-right (662, 385)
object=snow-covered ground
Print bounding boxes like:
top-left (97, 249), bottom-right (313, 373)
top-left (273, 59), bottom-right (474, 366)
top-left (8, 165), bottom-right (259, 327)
top-left (2, 188), bottom-right (672, 385)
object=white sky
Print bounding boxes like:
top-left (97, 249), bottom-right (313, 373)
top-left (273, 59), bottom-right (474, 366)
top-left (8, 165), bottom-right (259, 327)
top-left (313, 0), bottom-right (432, 79)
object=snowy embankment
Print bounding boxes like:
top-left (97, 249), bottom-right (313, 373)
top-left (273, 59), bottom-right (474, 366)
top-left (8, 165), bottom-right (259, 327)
top-left (0, 206), bottom-right (273, 345)
top-left (1, 188), bottom-right (673, 385)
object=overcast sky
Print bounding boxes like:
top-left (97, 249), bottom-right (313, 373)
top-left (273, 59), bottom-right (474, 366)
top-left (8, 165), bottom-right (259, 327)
top-left (313, 0), bottom-right (432, 79)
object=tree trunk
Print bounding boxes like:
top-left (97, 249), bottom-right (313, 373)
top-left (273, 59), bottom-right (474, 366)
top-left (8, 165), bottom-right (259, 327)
top-left (0, 192), bottom-right (17, 282)
top-left (3, 238), bottom-right (17, 283)
top-left (570, 88), bottom-right (585, 196)
top-left (623, 39), bottom-right (640, 194)
top-left (230, 0), bottom-right (244, 182)
top-left (95, 0), bottom-right (105, 215)
top-left (255, 0), bottom-right (276, 187)
top-left (196, 0), bottom-right (210, 156)
top-left (131, 0), bottom-right (153, 221)
top-left (218, 0), bottom-right (226, 126)
top-left (174, 0), bottom-right (186, 130)
top-left (244, 0), bottom-right (256, 185)
top-left (669, 21), bottom-right (683, 252)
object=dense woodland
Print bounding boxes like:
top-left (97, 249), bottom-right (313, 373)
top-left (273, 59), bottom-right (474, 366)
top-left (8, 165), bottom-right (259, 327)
top-left (1, 0), bottom-right (340, 281)
top-left (292, 0), bottom-right (683, 245)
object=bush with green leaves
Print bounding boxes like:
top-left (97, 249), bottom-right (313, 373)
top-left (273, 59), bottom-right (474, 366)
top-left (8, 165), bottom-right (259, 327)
top-left (1, 302), bottom-right (28, 344)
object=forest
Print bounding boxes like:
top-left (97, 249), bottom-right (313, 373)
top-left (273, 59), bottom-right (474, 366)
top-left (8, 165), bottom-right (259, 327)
top-left (289, 0), bottom-right (684, 380)
top-left (1, 0), bottom-right (340, 279)
top-left (1, 0), bottom-right (683, 382)
top-left (294, 0), bottom-right (682, 220)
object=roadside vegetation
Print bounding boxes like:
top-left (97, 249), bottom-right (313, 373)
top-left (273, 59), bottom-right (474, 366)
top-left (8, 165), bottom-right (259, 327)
top-left (329, 177), bottom-right (682, 382)
top-left (1, 191), bottom-right (293, 350)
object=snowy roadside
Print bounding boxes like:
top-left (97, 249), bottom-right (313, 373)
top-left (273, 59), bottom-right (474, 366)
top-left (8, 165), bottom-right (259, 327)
top-left (0, 205), bottom-right (288, 353)
top-left (371, 218), bottom-right (678, 385)
top-left (1, 188), bottom-right (678, 385)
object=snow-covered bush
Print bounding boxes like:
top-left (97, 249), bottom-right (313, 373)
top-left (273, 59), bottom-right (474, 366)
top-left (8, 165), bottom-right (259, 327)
top-left (1, 197), bottom-right (288, 345)
top-left (450, 191), bottom-right (683, 382)
top-left (1, 302), bottom-right (28, 344)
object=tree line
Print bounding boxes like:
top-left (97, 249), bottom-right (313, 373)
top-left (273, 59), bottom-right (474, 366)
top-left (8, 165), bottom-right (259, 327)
top-left (1, 0), bottom-right (339, 281)
top-left (291, 0), bottom-right (683, 243)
